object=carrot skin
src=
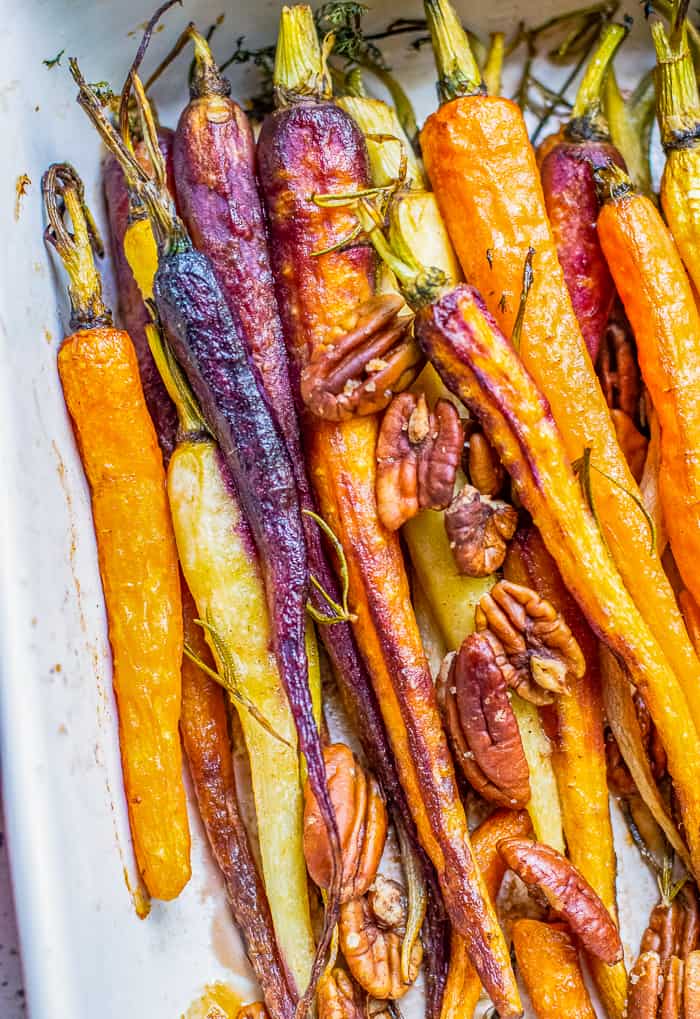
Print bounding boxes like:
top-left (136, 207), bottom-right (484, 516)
top-left (103, 135), bottom-right (178, 461)
top-left (258, 101), bottom-right (519, 1017)
top-left (58, 326), bottom-right (189, 900)
top-left (180, 588), bottom-right (296, 1019)
top-left (421, 94), bottom-right (700, 732)
top-left (539, 140), bottom-right (623, 361)
top-left (598, 190), bottom-right (700, 613)
top-left (513, 919), bottom-right (597, 1019)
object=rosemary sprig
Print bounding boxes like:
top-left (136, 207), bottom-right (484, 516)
top-left (572, 447), bottom-right (657, 555)
top-left (511, 246), bottom-right (535, 352)
top-left (185, 616), bottom-right (294, 748)
top-left (303, 509), bottom-right (357, 625)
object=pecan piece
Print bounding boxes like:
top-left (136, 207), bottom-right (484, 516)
top-left (301, 294), bottom-right (422, 421)
top-left (236, 1005), bottom-right (269, 1019)
top-left (339, 876), bottom-right (423, 1000)
top-left (626, 951), bottom-right (662, 1019)
top-left (376, 392), bottom-right (463, 531)
top-left (497, 837), bottom-right (623, 964)
top-left (476, 580), bottom-right (585, 705)
top-left (317, 968), bottom-right (364, 1019)
top-left (468, 431), bottom-right (505, 497)
top-left (436, 633), bottom-right (530, 808)
top-left (303, 743), bottom-right (387, 903)
top-left (660, 956), bottom-right (684, 1019)
top-left (598, 306), bottom-right (641, 419)
top-left (444, 485), bottom-right (518, 577)
top-left (611, 408), bottom-right (648, 483)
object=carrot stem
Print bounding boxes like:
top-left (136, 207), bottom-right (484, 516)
top-left (653, 18), bottom-right (700, 149)
top-left (568, 21), bottom-right (628, 139)
top-left (423, 0), bottom-right (484, 102)
top-left (274, 4), bottom-right (333, 105)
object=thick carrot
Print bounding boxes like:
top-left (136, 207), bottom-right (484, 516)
top-left (415, 282), bottom-right (700, 878)
top-left (504, 527), bottom-right (627, 1017)
top-left (180, 588), bottom-right (297, 1018)
top-left (44, 165), bottom-right (190, 901)
top-left (512, 920), bottom-right (596, 1019)
top-left (597, 164), bottom-right (700, 613)
top-left (653, 15), bottom-right (700, 298)
top-left (257, 8), bottom-right (518, 1015)
top-left (420, 0), bottom-right (700, 732)
top-left (441, 809), bottom-right (531, 1019)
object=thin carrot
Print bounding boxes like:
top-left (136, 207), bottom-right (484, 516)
top-left (512, 920), bottom-right (596, 1019)
top-left (597, 162), bottom-right (700, 614)
top-left (43, 164), bottom-right (189, 901)
top-left (420, 0), bottom-right (700, 738)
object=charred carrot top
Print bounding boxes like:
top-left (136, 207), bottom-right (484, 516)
top-left (653, 12), bottom-right (700, 297)
top-left (596, 161), bottom-right (700, 626)
top-left (43, 164), bottom-right (190, 902)
top-left (258, 7), bottom-right (518, 1016)
top-left (420, 0), bottom-right (700, 744)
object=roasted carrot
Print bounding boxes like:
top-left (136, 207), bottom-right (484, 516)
top-left (512, 920), bottom-right (596, 1019)
top-left (415, 282), bottom-right (700, 878)
top-left (596, 162), bottom-right (700, 613)
top-left (257, 8), bottom-right (519, 1015)
top-left (538, 22), bottom-right (627, 362)
top-left (420, 0), bottom-right (700, 734)
top-left (653, 12), bottom-right (700, 297)
top-left (441, 809), bottom-right (531, 1019)
top-left (43, 164), bottom-right (190, 901)
top-left (680, 590), bottom-right (700, 658)
top-left (504, 526), bottom-right (627, 1016)
top-left (103, 132), bottom-right (178, 460)
top-left (180, 588), bottom-right (297, 1018)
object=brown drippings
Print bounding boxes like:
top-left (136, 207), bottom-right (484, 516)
top-left (14, 173), bottom-right (31, 220)
top-left (182, 982), bottom-right (243, 1019)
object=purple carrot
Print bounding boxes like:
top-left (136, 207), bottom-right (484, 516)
top-left (539, 22), bottom-right (628, 363)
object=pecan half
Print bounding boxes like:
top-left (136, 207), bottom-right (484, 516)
top-left (476, 580), bottom-right (585, 704)
top-left (660, 956), bottom-right (684, 1019)
top-left (444, 485), bottom-right (518, 577)
top-left (376, 392), bottom-right (463, 531)
top-left (468, 431), bottom-right (505, 497)
top-left (497, 837), bottom-right (623, 964)
top-left (301, 294), bottom-right (422, 421)
top-left (627, 951), bottom-right (662, 1019)
top-left (317, 968), bottom-right (364, 1019)
top-left (598, 306), bottom-right (641, 419)
top-left (339, 877), bottom-right (423, 1000)
top-left (303, 743), bottom-right (388, 903)
top-left (436, 634), bottom-right (530, 808)
top-left (611, 408), bottom-right (648, 483)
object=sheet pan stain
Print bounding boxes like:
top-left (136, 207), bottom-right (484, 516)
top-left (210, 900), bottom-right (248, 974)
top-left (182, 982), bottom-right (242, 1019)
top-left (14, 174), bottom-right (31, 221)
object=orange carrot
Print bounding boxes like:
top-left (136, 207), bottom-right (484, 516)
top-left (513, 920), bottom-right (596, 1019)
top-left (44, 164), bottom-right (189, 901)
top-left (597, 162), bottom-right (700, 614)
top-left (420, 0), bottom-right (700, 736)
top-left (441, 809), bottom-right (531, 1019)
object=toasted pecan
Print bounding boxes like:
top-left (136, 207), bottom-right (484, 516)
top-left (497, 837), bottom-right (623, 964)
top-left (476, 580), bottom-right (585, 705)
top-left (444, 485), bottom-right (518, 577)
top-left (436, 634), bottom-right (530, 808)
top-left (627, 951), bottom-right (662, 1019)
top-left (339, 878), bottom-right (422, 1000)
top-left (301, 294), bottom-right (422, 421)
top-left (303, 743), bottom-right (387, 903)
top-left (317, 968), bottom-right (364, 1019)
top-left (376, 392), bottom-right (463, 531)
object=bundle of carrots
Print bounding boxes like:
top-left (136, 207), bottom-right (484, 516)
top-left (40, 0), bottom-right (700, 1015)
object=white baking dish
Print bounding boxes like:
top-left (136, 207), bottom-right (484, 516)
top-left (0, 1), bottom-right (661, 1015)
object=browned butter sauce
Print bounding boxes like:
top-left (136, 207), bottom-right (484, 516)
top-left (182, 982), bottom-right (243, 1019)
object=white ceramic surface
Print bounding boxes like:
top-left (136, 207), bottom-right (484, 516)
top-left (0, 1), bottom-right (660, 1015)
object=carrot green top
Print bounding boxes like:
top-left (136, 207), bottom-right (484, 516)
top-left (273, 4), bottom-right (332, 105)
top-left (423, 0), bottom-right (485, 103)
